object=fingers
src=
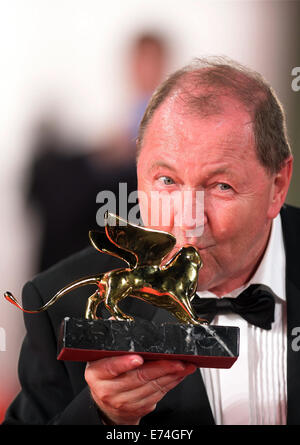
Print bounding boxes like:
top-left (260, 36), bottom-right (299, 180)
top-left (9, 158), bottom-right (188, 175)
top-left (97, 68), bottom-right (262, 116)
top-left (86, 354), bottom-right (193, 383)
top-left (122, 360), bottom-right (195, 392)
top-left (87, 358), bottom-right (196, 409)
top-left (85, 355), bottom-right (197, 425)
top-left (97, 373), bottom-right (185, 420)
top-left (101, 369), bottom-right (189, 409)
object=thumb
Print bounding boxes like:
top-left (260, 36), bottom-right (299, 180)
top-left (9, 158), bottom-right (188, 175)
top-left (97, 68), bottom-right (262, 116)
top-left (86, 354), bottom-right (144, 380)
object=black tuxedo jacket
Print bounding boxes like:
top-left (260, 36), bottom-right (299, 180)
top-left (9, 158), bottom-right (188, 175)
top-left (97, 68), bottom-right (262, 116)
top-left (3, 204), bottom-right (300, 425)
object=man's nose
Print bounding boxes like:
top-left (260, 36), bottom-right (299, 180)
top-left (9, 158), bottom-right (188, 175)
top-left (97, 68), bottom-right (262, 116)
top-left (174, 189), bottom-right (206, 234)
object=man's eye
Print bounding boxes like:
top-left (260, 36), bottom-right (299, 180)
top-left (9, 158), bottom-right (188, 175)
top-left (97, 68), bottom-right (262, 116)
top-left (158, 176), bottom-right (175, 185)
top-left (218, 183), bottom-right (232, 191)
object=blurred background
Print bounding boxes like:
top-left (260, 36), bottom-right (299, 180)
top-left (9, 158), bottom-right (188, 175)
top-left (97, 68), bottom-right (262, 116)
top-left (0, 0), bottom-right (299, 422)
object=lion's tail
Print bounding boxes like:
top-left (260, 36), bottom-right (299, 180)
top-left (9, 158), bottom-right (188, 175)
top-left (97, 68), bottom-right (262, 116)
top-left (4, 275), bottom-right (104, 314)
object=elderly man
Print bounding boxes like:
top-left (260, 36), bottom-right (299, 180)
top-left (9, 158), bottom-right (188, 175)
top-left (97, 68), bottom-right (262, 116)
top-left (3, 58), bottom-right (300, 426)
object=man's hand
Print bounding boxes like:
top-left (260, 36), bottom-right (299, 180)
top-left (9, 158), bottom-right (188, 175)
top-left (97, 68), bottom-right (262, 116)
top-left (85, 354), bottom-right (196, 425)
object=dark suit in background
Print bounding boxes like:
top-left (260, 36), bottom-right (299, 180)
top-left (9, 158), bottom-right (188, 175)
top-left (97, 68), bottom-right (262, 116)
top-left (28, 148), bottom-right (137, 272)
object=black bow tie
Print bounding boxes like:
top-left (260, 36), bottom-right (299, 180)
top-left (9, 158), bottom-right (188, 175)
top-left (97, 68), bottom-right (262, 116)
top-left (192, 284), bottom-right (276, 330)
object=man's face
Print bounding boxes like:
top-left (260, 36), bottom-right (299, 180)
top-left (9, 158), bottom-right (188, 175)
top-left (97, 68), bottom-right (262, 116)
top-left (137, 96), bottom-right (279, 295)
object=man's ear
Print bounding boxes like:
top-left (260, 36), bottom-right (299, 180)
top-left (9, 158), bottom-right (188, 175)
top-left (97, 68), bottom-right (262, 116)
top-left (267, 156), bottom-right (293, 219)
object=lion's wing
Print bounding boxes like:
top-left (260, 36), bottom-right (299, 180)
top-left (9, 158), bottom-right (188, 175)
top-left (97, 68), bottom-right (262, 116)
top-left (89, 230), bottom-right (137, 268)
top-left (104, 213), bottom-right (176, 267)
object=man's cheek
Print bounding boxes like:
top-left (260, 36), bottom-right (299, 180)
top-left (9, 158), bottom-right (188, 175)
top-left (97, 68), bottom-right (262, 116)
top-left (207, 205), bottom-right (244, 241)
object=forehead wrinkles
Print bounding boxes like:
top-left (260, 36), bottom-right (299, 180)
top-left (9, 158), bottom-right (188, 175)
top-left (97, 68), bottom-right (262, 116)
top-left (216, 120), bottom-right (255, 152)
top-left (153, 95), bottom-right (254, 151)
top-left (140, 88), bottom-right (257, 172)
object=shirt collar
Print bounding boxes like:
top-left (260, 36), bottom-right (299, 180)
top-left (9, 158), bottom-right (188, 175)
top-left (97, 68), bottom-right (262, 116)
top-left (196, 214), bottom-right (286, 301)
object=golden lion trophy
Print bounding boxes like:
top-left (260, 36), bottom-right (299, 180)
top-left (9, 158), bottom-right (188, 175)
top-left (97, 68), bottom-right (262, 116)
top-left (4, 213), bottom-right (239, 368)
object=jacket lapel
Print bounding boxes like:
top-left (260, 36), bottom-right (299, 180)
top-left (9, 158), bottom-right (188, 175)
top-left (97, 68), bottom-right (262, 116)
top-left (281, 205), bottom-right (300, 424)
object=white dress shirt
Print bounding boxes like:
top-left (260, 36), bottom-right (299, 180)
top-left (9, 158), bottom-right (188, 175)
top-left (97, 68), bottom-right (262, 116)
top-left (198, 215), bottom-right (287, 425)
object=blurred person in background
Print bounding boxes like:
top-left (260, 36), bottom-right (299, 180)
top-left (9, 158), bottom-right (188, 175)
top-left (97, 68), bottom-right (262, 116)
top-left (28, 32), bottom-right (169, 272)
top-left (127, 32), bottom-right (169, 146)
top-left (91, 31), bottom-right (170, 164)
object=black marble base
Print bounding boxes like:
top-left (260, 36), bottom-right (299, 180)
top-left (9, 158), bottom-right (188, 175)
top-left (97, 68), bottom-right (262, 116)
top-left (57, 317), bottom-right (239, 368)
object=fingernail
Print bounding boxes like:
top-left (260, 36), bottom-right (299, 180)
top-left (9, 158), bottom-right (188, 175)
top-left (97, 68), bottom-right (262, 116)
top-left (174, 362), bottom-right (185, 371)
top-left (186, 364), bottom-right (197, 373)
top-left (131, 356), bottom-right (144, 366)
